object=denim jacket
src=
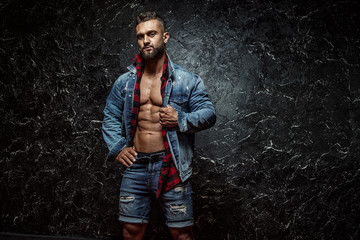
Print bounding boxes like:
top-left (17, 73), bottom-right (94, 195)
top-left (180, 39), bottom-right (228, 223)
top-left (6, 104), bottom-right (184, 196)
top-left (102, 56), bottom-right (216, 182)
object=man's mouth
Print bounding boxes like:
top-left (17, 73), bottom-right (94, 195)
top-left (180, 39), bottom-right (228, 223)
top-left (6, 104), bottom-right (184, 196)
top-left (143, 46), bottom-right (153, 51)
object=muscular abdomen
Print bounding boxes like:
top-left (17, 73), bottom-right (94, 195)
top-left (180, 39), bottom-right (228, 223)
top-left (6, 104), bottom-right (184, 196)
top-left (133, 76), bottom-right (165, 153)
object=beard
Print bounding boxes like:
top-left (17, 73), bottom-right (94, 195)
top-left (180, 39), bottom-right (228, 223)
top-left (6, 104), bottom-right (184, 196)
top-left (140, 42), bottom-right (165, 60)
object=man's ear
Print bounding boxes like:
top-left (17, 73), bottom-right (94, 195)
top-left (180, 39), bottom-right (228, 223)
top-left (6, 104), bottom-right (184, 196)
top-left (163, 32), bottom-right (169, 43)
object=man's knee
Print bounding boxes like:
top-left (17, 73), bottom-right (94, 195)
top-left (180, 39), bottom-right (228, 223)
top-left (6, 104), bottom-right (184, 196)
top-left (169, 226), bottom-right (194, 240)
top-left (123, 222), bottom-right (147, 240)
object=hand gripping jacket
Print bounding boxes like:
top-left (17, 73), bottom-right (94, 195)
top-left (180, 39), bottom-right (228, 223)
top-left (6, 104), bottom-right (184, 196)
top-left (102, 55), bottom-right (216, 182)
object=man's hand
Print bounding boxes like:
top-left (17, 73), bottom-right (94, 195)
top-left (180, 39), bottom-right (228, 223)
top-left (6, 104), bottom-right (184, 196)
top-left (116, 147), bottom-right (137, 167)
top-left (159, 105), bottom-right (178, 128)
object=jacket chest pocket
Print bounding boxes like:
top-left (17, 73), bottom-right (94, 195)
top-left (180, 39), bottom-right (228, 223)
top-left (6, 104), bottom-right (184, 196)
top-left (169, 92), bottom-right (189, 113)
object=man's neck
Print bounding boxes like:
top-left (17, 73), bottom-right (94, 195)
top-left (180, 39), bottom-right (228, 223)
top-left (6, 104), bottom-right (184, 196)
top-left (144, 52), bottom-right (166, 77)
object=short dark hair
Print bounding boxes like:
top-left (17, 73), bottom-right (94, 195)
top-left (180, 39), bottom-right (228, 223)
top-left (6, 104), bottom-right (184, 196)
top-left (136, 11), bottom-right (165, 30)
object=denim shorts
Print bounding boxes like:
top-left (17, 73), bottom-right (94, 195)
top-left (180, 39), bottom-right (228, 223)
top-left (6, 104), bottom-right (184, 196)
top-left (119, 150), bottom-right (194, 228)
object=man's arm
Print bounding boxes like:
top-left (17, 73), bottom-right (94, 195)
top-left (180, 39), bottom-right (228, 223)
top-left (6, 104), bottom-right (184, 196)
top-left (102, 77), bottom-right (128, 161)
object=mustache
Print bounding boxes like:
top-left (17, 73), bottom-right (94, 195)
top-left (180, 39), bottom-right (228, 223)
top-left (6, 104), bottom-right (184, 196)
top-left (142, 45), bottom-right (154, 50)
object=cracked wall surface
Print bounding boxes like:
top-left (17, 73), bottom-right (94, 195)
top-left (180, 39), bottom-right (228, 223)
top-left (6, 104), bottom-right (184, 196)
top-left (1, 0), bottom-right (360, 239)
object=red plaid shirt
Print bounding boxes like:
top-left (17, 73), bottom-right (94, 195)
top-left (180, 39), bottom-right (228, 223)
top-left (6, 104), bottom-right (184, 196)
top-left (130, 54), bottom-right (181, 198)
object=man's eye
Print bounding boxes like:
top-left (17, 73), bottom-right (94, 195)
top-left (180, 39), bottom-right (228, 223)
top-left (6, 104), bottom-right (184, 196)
top-left (137, 35), bottom-right (143, 40)
top-left (149, 33), bottom-right (155, 37)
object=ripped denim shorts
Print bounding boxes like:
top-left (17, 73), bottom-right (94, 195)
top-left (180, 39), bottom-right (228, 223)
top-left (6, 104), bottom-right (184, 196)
top-left (119, 150), bottom-right (194, 228)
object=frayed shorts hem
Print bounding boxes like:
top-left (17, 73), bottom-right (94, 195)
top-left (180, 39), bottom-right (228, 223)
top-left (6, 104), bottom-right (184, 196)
top-left (119, 214), bottom-right (149, 224)
top-left (119, 215), bottom-right (193, 228)
top-left (166, 219), bottom-right (194, 228)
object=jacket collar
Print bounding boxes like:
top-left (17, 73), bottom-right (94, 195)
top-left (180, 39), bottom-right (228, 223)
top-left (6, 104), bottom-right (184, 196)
top-left (127, 53), bottom-right (174, 80)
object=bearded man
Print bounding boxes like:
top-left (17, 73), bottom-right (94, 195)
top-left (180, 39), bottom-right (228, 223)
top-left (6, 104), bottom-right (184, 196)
top-left (102, 12), bottom-right (216, 240)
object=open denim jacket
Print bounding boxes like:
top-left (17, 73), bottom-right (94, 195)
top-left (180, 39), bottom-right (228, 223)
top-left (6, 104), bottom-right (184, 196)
top-left (102, 56), bottom-right (216, 182)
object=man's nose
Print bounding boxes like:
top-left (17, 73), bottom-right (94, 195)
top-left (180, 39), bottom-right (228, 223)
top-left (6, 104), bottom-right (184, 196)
top-left (144, 35), bottom-right (150, 44)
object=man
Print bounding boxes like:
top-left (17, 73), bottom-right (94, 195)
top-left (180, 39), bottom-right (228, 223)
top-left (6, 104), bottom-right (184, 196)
top-left (102, 12), bottom-right (216, 240)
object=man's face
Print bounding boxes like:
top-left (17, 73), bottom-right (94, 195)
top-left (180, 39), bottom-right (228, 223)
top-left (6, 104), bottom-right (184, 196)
top-left (136, 19), bottom-right (169, 60)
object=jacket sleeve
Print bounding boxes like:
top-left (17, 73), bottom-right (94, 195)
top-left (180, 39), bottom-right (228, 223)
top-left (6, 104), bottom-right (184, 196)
top-left (177, 76), bottom-right (216, 133)
top-left (102, 76), bottom-right (128, 161)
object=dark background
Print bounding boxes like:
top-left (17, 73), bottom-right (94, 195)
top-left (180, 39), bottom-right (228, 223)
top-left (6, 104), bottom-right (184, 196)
top-left (1, 0), bottom-right (360, 239)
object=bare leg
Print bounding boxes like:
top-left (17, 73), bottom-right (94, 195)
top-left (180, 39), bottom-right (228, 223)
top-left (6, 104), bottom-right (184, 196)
top-left (123, 222), bottom-right (147, 240)
top-left (169, 226), bottom-right (194, 240)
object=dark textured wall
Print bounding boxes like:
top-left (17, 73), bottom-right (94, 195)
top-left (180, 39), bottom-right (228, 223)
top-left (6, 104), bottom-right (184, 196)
top-left (1, 0), bottom-right (360, 239)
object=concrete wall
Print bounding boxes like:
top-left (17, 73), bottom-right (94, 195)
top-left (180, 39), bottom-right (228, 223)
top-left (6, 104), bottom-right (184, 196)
top-left (1, 0), bottom-right (359, 239)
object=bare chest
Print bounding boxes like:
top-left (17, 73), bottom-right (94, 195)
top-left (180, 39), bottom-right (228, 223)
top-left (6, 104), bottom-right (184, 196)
top-left (139, 75), bottom-right (163, 106)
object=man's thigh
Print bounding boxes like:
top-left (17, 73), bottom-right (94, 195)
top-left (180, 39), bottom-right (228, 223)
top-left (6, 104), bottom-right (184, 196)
top-left (158, 181), bottom-right (194, 228)
top-left (119, 162), bottom-right (153, 224)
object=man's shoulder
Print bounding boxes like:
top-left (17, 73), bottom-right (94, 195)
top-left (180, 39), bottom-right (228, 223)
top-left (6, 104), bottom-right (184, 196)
top-left (114, 70), bottom-right (133, 85)
top-left (171, 62), bottom-right (191, 74)
top-left (171, 62), bottom-right (200, 81)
